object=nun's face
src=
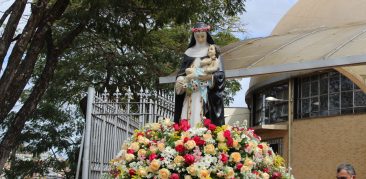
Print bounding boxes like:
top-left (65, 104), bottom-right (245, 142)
top-left (194, 32), bottom-right (207, 44)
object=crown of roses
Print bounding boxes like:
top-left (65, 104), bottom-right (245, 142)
top-left (191, 25), bottom-right (211, 32)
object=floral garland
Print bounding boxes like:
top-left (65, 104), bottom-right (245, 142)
top-left (191, 26), bottom-right (211, 32)
top-left (108, 118), bottom-right (293, 179)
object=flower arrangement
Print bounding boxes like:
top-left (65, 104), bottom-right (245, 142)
top-left (108, 118), bottom-right (293, 179)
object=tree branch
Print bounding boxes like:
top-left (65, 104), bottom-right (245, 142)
top-left (0, 0), bottom-right (27, 70)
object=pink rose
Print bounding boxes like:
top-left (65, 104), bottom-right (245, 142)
top-left (208, 124), bottom-right (217, 131)
top-left (203, 119), bottom-right (211, 127)
top-left (263, 168), bottom-right (269, 173)
top-left (223, 130), bottom-right (231, 138)
top-left (170, 173), bottom-right (179, 179)
top-left (129, 169), bottom-right (136, 176)
top-left (127, 149), bottom-right (134, 154)
top-left (236, 163), bottom-right (243, 170)
top-left (192, 136), bottom-right (205, 146)
top-left (173, 123), bottom-right (180, 131)
top-left (184, 154), bottom-right (195, 165)
top-left (271, 172), bottom-right (282, 179)
top-left (175, 144), bottom-right (185, 153)
top-left (180, 119), bottom-right (190, 131)
top-left (226, 137), bottom-right (234, 147)
top-left (149, 153), bottom-right (157, 161)
top-left (220, 153), bottom-right (228, 163)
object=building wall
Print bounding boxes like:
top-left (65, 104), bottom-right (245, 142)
top-left (292, 114), bottom-right (366, 178)
top-left (224, 107), bottom-right (250, 126)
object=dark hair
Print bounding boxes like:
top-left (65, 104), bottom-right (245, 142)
top-left (188, 32), bottom-right (215, 48)
top-left (337, 163), bottom-right (356, 176)
top-left (188, 22), bottom-right (215, 48)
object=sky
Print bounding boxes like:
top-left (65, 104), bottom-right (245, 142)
top-left (229, 0), bottom-right (297, 107)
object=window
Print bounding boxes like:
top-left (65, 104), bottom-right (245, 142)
top-left (263, 138), bottom-right (283, 156)
top-left (296, 71), bottom-right (366, 119)
top-left (253, 83), bottom-right (288, 125)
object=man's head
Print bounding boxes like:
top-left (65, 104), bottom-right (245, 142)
top-left (336, 163), bottom-right (356, 179)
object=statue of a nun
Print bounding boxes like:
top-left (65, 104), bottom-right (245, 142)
top-left (174, 22), bottom-right (225, 127)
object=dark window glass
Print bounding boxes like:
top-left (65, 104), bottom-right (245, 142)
top-left (341, 75), bottom-right (353, 91)
top-left (320, 73), bottom-right (328, 79)
top-left (302, 98), bottom-right (310, 114)
top-left (311, 81), bottom-right (319, 96)
top-left (320, 95), bottom-right (328, 111)
top-left (341, 91), bottom-right (353, 108)
top-left (341, 108), bottom-right (353, 115)
top-left (329, 110), bottom-right (340, 115)
top-left (320, 78), bottom-right (328, 94)
top-left (354, 107), bottom-right (366, 113)
top-left (329, 71), bottom-right (339, 78)
top-left (311, 75), bottom-right (319, 82)
top-left (354, 91), bottom-right (366, 107)
top-left (329, 94), bottom-right (340, 110)
top-left (302, 77), bottom-right (310, 83)
top-left (311, 97), bottom-right (319, 112)
top-left (302, 82), bottom-right (310, 98)
top-left (329, 77), bottom-right (340, 93)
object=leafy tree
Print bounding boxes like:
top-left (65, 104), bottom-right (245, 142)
top-left (0, 0), bottom-right (245, 175)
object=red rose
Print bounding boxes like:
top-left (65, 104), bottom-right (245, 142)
top-left (236, 163), bottom-right (243, 170)
top-left (271, 172), bottom-right (282, 179)
top-left (208, 124), bottom-right (216, 131)
top-left (268, 150), bottom-right (273, 156)
top-left (173, 123), bottom-right (180, 131)
top-left (226, 137), bottom-right (234, 147)
top-left (175, 144), bottom-right (185, 153)
top-left (129, 169), bottom-right (136, 176)
top-left (203, 119), bottom-right (211, 127)
top-left (252, 170), bottom-right (259, 175)
top-left (258, 144), bottom-right (263, 149)
top-left (183, 137), bottom-right (189, 143)
top-left (170, 173), bottom-right (179, 179)
top-left (127, 149), bottom-right (134, 154)
top-left (263, 168), bottom-right (270, 173)
top-left (149, 153), bottom-right (157, 161)
top-left (160, 157), bottom-right (165, 161)
top-left (223, 130), bottom-right (231, 138)
top-left (220, 153), bottom-right (228, 163)
top-left (180, 119), bottom-right (190, 131)
top-left (184, 154), bottom-right (195, 165)
top-left (192, 136), bottom-right (205, 146)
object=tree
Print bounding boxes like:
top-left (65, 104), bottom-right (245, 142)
top-left (0, 0), bottom-right (245, 173)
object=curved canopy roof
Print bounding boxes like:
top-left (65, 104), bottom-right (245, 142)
top-left (159, 0), bottom-right (366, 93)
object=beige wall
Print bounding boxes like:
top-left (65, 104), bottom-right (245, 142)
top-left (292, 114), bottom-right (366, 179)
top-left (224, 107), bottom-right (250, 126)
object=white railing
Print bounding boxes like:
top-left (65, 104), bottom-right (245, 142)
top-left (77, 86), bottom-right (174, 179)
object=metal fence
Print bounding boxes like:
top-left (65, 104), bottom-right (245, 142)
top-left (77, 86), bottom-right (174, 179)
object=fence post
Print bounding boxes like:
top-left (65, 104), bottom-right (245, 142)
top-left (125, 87), bottom-right (133, 136)
top-left (82, 87), bottom-right (95, 179)
top-left (138, 87), bottom-right (144, 128)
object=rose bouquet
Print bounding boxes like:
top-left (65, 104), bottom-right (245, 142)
top-left (108, 118), bottom-right (293, 179)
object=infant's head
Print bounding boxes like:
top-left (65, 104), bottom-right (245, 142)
top-left (208, 45), bottom-right (216, 58)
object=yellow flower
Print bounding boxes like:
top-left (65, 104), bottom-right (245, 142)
top-left (218, 142), bottom-right (228, 151)
top-left (198, 169), bottom-right (210, 179)
top-left (232, 139), bottom-right (239, 149)
top-left (174, 155), bottom-right (185, 166)
top-left (125, 153), bottom-right (135, 162)
top-left (202, 133), bottom-right (212, 141)
top-left (217, 131), bottom-right (226, 142)
top-left (187, 165), bottom-right (196, 176)
top-left (151, 123), bottom-right (161, 131)
top-left (149, 159), bottom-right (161, 172)
top-left (262, 173), bottom-right (270, 179)
top-left (240, 165), bottom-right (251, 173)
top-left (204, 144), bottom-right (216, 155)
top-left (137, 149), bottom-right (147, 157)
top-left (181, 131), bottom-right (190, 138)
top-left (163, 118), bottom-right (172, 126)
top-left (129, 142), bottom-right (140, 151)
top-left (274, 155), bottom-right (285, 167)
top-left (137, 168), bottom-right (148, 177)
top-left (225, 167), bottom-right (234, 179)
top-left (157, 142), bottom-right (165, 152)
top-left (184, 175), bottom-right (193, 179)
top-left (138, 136), bottom-right (149, 145)
top-left (175, 140), bottom-right (183, 146)
top-left (149, 145), bottom-right (158, 153)
top-left (244, 157), bottom-right (254, 167)
top-left (158, 168), bottom-right (171, 179)
top-left (230, 152), bottom-right (241, 163)
top-left (221, 125), bottom-right (229, 130)
top-left (184, 140), bottom-right (196, 150)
